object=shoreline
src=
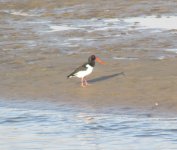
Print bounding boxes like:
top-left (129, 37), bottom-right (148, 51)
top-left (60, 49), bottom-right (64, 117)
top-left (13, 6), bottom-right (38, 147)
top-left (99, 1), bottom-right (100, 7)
top-left (1, 54), bottom-right (177, 116)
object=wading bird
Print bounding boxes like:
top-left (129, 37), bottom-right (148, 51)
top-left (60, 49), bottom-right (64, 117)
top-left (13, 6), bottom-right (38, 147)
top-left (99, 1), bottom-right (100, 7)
top-left (67, 55), bottom-right (105, 87)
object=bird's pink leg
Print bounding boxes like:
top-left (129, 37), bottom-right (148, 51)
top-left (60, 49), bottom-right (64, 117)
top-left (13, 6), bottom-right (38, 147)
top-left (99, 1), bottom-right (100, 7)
top-left (83, 77), bottom-right (89, 86)
top-left (81, 78), bottom-right (86, 87)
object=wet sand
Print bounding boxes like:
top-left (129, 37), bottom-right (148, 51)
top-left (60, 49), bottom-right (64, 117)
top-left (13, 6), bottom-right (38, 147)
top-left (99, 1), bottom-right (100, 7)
top-left (1, 53), bottom-right (177, 115)
top-left (1, 0), bottom-right (176, 18)
top-left (1, 0), bottom-right (177, 116)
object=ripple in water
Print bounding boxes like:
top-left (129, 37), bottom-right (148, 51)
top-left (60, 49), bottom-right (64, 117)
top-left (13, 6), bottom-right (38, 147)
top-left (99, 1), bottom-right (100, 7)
top-left (0, 99), bottom-right (177, 150)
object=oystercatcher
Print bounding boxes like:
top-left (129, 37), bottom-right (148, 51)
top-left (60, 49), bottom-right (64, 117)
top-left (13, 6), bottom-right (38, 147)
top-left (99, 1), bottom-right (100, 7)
top-left (67, 55), bottom-right (105, 87)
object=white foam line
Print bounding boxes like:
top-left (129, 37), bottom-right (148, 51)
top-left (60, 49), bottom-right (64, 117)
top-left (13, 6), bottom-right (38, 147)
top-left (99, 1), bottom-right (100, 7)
top-left (88, 16), bottom-right (177, 32)
top-left (27, 21), bottom-right (51, 24)
top-left (40, 15), bottom-right (177, 33)
top-left (165, 49), bottom-right (177, 53)
top-left (113, 57), bottom-right (139, 60)
top-left (156, 56), bottom-right (166, 60)
top-left (67, 38), bottom-right (83, 41)
top-left (10, 11), bottom-right (39, 17)
top-left (124, 16), bottom-right (177, 30)
top-left (103, 18), bottom-right (120, 23)
top-left (94, 26), bottom-right (120, 31)
top-left (155, 55), bottom-right (177, 60)
top-left (48, 25), bottom-right (81, 32)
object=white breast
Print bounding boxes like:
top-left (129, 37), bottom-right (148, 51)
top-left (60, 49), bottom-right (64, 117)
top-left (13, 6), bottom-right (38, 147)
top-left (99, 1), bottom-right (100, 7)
top-left (75, 64), bottom-right (93, 78)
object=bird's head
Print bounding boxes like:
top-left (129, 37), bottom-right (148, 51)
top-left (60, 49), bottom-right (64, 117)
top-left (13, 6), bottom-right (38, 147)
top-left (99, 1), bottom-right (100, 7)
top-left (88, 55), bottom-right (105, 65)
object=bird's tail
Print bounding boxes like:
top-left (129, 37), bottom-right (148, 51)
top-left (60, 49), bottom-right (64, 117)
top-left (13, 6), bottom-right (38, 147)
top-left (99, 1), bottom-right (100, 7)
top-left (67, 74), bottom-right (74, 79)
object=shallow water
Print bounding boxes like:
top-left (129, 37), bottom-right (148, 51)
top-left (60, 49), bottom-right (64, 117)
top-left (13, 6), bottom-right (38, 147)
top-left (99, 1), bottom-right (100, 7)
top-left (1, 0), bottom-right (177, 62)
top-left (0, 99), bottom-right (177, 150)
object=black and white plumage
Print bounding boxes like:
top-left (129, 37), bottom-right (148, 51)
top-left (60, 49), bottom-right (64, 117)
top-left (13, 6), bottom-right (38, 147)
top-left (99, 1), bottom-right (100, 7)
top-left (67, 55), bottom-right (105, 87)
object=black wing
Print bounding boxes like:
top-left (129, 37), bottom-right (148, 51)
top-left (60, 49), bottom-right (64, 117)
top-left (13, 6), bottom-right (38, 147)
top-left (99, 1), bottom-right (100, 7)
top-left (67, 63), bottom-right (87, 78)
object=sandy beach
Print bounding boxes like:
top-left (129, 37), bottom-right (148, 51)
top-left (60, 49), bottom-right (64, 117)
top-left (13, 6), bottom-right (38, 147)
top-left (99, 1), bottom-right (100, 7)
top-left (0, 0), bottom-right (177, 115)
top-left (1, 53), bottom-right (177, 115)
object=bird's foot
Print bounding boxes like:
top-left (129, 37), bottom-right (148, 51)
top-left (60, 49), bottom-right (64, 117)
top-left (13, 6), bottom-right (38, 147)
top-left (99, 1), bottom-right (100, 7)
top-left (81, 82), bottom-right (86, 87)
top-left (84, 78), bottom-right (91, 86)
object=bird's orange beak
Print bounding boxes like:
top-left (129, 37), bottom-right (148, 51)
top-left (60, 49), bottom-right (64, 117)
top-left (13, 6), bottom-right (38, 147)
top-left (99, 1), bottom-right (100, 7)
top-left (96, 57), bottom-right (106, 64)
